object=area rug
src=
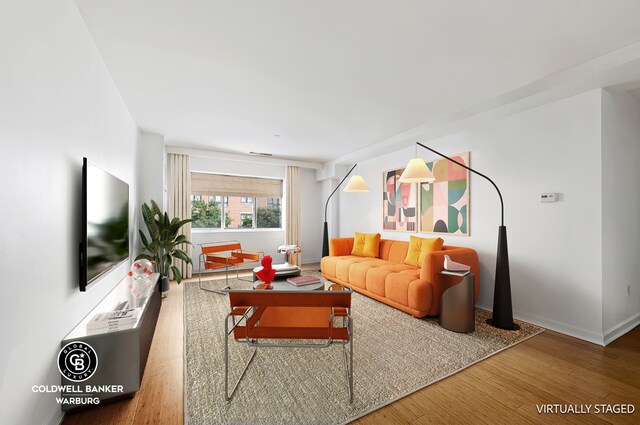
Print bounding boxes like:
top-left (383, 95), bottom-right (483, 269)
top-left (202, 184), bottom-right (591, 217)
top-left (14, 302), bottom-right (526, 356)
top-left (184, 273), bottom-right (542, 425)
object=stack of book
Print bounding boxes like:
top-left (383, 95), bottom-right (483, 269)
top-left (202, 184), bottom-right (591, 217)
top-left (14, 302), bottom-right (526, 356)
top-left (86, 308), bottom-right (141, 335)
top-left (286, 275), bottom-right (322, 287)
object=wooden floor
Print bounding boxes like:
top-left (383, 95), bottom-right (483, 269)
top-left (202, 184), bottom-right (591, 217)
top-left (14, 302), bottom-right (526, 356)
top-left (63, 272), bottom-right (640, 425)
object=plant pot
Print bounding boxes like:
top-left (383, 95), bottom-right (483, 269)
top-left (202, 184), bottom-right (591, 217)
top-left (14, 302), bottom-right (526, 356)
top-left (161, 275), bottom-right (170, 295)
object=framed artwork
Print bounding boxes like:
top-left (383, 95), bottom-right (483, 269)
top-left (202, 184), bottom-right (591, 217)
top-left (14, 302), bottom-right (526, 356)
top-left (382, 168), bottom-right (417, 232)
top-left (419, 152), bottom-right (470, 236)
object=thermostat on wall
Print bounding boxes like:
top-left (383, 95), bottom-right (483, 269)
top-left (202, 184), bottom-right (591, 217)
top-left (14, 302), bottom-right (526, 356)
top-left (540, 193), bottom-right (558, 203)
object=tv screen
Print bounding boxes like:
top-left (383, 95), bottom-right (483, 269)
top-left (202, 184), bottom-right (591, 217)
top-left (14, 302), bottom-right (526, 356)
top-left (80, 158), bottom-right (129, 291)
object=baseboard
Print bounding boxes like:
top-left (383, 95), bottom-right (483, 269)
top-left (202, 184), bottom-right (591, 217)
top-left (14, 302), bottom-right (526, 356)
top-left (603, 312), bottom-right (640, 346)
top-left (476, 303), bottom-right (606, 346)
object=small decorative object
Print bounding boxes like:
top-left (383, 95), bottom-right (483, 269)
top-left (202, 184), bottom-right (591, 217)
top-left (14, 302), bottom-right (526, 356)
top-left (128, 260), bottom-right (155, 304)
top-left (443, 255), bottom-right (471, 272)
top-left (255, 255), bottom-right (276, 289)
top-left (130, 259), bottom-right (154, 278)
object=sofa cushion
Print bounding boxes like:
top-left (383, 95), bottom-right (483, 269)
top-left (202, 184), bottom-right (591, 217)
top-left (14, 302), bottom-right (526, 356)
top-left (351, 232), bottom-right (381, 257)
top-left (387, 241), bottom-right (409, 264)
top-left (365, 264), bottom-right (417, 297)
top-left (365, 267), bottom-right (393, 296)
top-left (336, 257), bottom-right (370, 282)
top-left (385, 273), bottom-right (416, 306)
top-left (351, 232), bottom-right (366, 256)
top-left (404, 236), bottom-right (444, 266)
top-left (348, 259), bottom-right (389, 289)
top-left (321, 255), bottom-right (358, 278)
top-left (404, 236), bottom-right (423, 266)
top-left (418, 237), bottom-right (444, 266)
top-left (408, 280), bottom-right (432, 313)
top-left (362, 233), bottom-right (381, 257)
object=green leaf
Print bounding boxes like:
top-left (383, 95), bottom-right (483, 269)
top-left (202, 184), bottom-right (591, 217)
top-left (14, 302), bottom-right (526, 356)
top-left (151, 200), bottom-right (162, 218)
top-left (170, 266), bottom-right (183, 284)
top-left (170, 218), bottom-right (192, 233)
top-left (173, 249), bottom-right (193, 265)
top-left (174, 234), bottom-right (190, 246)
top-left (135, 253), bottom-right (154, 262)
top-left (139, 229), bottom-right (150, 249)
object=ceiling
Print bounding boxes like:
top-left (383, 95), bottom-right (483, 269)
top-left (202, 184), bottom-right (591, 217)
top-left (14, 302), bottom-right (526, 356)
top-left (75, 0), bottom-right (640, 162)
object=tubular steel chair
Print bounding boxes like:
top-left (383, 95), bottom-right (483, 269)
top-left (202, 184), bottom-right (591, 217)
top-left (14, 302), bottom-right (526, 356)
top-left (198, 241), bottom-right (263, 294)
top-left (224, 285), bottom-right (354, 402)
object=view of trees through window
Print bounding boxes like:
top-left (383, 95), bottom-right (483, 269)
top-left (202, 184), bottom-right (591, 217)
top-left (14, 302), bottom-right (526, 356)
top-left (191, 195), bottom-right (281, 229)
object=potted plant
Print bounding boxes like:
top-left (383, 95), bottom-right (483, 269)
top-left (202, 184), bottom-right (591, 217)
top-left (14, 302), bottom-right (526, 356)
top-left (136, 200), bottom-right (193, 293)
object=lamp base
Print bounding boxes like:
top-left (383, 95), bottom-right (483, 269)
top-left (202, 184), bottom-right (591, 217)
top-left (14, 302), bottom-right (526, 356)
top-left (488, 225), bottom-right (520, 331)
top-left (485, 318), bottom-right (520, 331)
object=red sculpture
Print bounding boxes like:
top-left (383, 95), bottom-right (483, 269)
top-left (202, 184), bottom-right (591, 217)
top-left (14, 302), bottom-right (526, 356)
top-left (255, 255), bottom-right (276, 289)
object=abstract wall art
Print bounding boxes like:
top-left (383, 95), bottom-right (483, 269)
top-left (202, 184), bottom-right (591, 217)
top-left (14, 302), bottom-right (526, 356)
top-left (419, 152), bottom-right (470, 236)
top-left (383, 168), bottom-right (417, 232)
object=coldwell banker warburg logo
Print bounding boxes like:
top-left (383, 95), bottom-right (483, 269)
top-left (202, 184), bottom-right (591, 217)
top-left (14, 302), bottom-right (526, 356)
top-left (32, 341), bottom-right (125, 406)
top-left (57, 341), bottom-right (98, 382)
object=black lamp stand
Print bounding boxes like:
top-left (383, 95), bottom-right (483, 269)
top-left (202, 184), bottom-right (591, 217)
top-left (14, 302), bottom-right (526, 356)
top-left (416, 142), bottom-right (519, 330)
top-left (322, 163), bottom-right (358, 258)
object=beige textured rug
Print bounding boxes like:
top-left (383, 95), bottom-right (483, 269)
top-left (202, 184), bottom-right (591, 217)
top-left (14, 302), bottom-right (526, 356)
top-left (184, 272), bottom-right (542, 425)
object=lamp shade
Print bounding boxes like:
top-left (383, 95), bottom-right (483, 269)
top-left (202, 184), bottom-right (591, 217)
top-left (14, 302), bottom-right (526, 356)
top-left (398, 158), bottom-right (436, 183)
top-left (343, 175), bottom-right (369, 192)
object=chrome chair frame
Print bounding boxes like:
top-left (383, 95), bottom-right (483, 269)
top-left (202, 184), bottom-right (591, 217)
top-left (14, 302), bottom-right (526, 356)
top-left (223, 288), bottom-right (354, 402)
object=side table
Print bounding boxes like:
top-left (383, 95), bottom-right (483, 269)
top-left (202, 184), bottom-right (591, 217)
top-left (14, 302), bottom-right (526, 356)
top-left (439, 271), bottom-right (475, 333)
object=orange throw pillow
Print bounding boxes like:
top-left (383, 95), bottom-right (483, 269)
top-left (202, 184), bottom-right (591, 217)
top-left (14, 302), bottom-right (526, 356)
top-left (418, 237), bottom-right (444, 266)
top-left (351, 232), bottom-right (381, 258)
top-left (404, 236), bottom-right (444, 266)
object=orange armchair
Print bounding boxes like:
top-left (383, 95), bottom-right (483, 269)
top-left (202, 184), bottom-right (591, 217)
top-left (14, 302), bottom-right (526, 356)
top-left (198, 240), bottom-right (263, 293)
top-left (224, 286), bottom-right (354, 401)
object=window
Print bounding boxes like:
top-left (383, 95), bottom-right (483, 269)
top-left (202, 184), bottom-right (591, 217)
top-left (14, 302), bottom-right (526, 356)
top-left (191, 173), bottom-right (283, 230)
top-left (256, 197), bottom-right (281, 228)
top-left (226, 197), bottom-right (254, 229)
top-left (267, 198), bottom-right (281, 208)
top-left (190, 195), bottom-right (228, 228)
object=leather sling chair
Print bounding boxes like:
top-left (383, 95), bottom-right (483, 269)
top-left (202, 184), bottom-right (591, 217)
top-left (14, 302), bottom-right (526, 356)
top-left (198, 240), bottom-right (263, 294)
top-left (224, 284), bottom-right (354, 402)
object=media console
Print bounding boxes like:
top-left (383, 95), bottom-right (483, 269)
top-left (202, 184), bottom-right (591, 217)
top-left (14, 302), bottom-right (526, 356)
top-left (60, 273), bottom-right (161, 411)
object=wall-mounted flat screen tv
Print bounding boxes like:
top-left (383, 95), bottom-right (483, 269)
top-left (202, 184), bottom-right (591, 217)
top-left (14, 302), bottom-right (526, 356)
top-left (80, 157), bottom-right (129, 291)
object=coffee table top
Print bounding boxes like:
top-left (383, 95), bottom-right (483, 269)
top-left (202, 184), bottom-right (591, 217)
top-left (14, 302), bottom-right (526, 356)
top-left (252, 276), bottom-right (326, 291)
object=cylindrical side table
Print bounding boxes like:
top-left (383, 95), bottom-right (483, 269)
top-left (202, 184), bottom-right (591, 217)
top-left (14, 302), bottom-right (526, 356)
top-left (439, 272), bottom-right (475, 333)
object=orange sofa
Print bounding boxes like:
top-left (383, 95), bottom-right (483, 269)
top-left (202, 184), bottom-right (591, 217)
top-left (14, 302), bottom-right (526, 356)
top-left (321, 237), bottom-right (480, 318)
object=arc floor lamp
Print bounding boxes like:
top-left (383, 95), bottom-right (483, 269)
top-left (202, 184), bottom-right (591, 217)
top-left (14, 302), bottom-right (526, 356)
top-left (399, 142), bottom-right (519, 331)
top-left (322, 164), bottom-right (369, 258)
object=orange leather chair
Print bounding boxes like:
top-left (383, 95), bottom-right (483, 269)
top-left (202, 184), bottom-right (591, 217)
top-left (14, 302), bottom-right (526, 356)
top-left (198, 241), bottom-right (262, 293)
top-left (224, 285), bottom-right (354, 401)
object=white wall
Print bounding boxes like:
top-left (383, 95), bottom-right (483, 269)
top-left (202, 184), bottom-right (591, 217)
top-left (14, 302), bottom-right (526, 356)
top-left (137, 131), bottom-right (166, 212)
top-left (340, 89), bottom-right (606, 343)
top-left (299, 167), bottom-right (322, 263)
top-left (601, 90), bottom-right (640, 343)
top-left (0, 1), bottom-right (140, 424)
top-left (189, 156), bottom-right (323, 270)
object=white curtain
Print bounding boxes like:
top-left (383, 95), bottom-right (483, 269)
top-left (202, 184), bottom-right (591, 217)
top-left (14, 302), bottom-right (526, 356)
top-left (168, 153), bottom-right (192, 279)
top-left (285, 166), bottom-right (300, 245)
